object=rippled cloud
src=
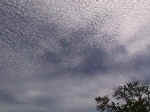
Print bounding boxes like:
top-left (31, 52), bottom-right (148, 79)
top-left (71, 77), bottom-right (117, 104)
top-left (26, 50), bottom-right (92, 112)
top-left (0, 0), bottom-right (150, 112)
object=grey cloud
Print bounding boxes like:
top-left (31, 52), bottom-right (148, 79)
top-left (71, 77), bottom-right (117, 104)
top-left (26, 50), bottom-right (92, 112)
top-left (0, 1), bottom-right (123, 111)
top-left (0, 89), bottom-right (19, 104)
top-left (0, 0), bottom-right (150, 112)
top-left (71, 47), bottom-right (108, 74)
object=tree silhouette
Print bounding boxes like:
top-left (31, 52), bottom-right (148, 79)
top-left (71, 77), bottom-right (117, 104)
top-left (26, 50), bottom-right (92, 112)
top-left (95, 81), bottom-right (150, 112)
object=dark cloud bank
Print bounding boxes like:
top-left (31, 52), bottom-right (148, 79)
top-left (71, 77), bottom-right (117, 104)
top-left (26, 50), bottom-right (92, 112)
top-left (0, 0), bottom-right (150, 112)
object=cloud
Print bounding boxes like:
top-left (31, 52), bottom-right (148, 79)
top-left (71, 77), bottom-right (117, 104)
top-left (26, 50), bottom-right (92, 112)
top-left (0, 0), bottom-right (150, 112)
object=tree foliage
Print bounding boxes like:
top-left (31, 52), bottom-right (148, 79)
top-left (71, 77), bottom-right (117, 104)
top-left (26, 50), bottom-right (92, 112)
top-left (95, 81), bottom-right (150, 112)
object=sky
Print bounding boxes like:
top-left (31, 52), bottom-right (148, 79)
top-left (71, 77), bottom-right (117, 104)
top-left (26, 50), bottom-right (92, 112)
top-left (0, 0), bottom-right (150, 112)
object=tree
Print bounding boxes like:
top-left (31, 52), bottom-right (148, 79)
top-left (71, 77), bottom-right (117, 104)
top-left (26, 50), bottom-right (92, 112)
top-left (95, 81), bottom-right (150, 112)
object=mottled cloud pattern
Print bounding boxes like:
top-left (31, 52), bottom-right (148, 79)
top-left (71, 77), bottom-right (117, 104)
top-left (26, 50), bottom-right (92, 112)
top-left (0, 0), bottom-right (150, 112)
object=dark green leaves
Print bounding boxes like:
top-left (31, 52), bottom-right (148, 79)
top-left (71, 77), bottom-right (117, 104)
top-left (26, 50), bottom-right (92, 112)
top-left (95, 81), bottom-right (150, 112)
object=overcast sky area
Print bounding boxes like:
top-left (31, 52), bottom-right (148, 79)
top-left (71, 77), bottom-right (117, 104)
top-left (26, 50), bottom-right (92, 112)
top-left (0, 0), bottom-right (150, 112)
